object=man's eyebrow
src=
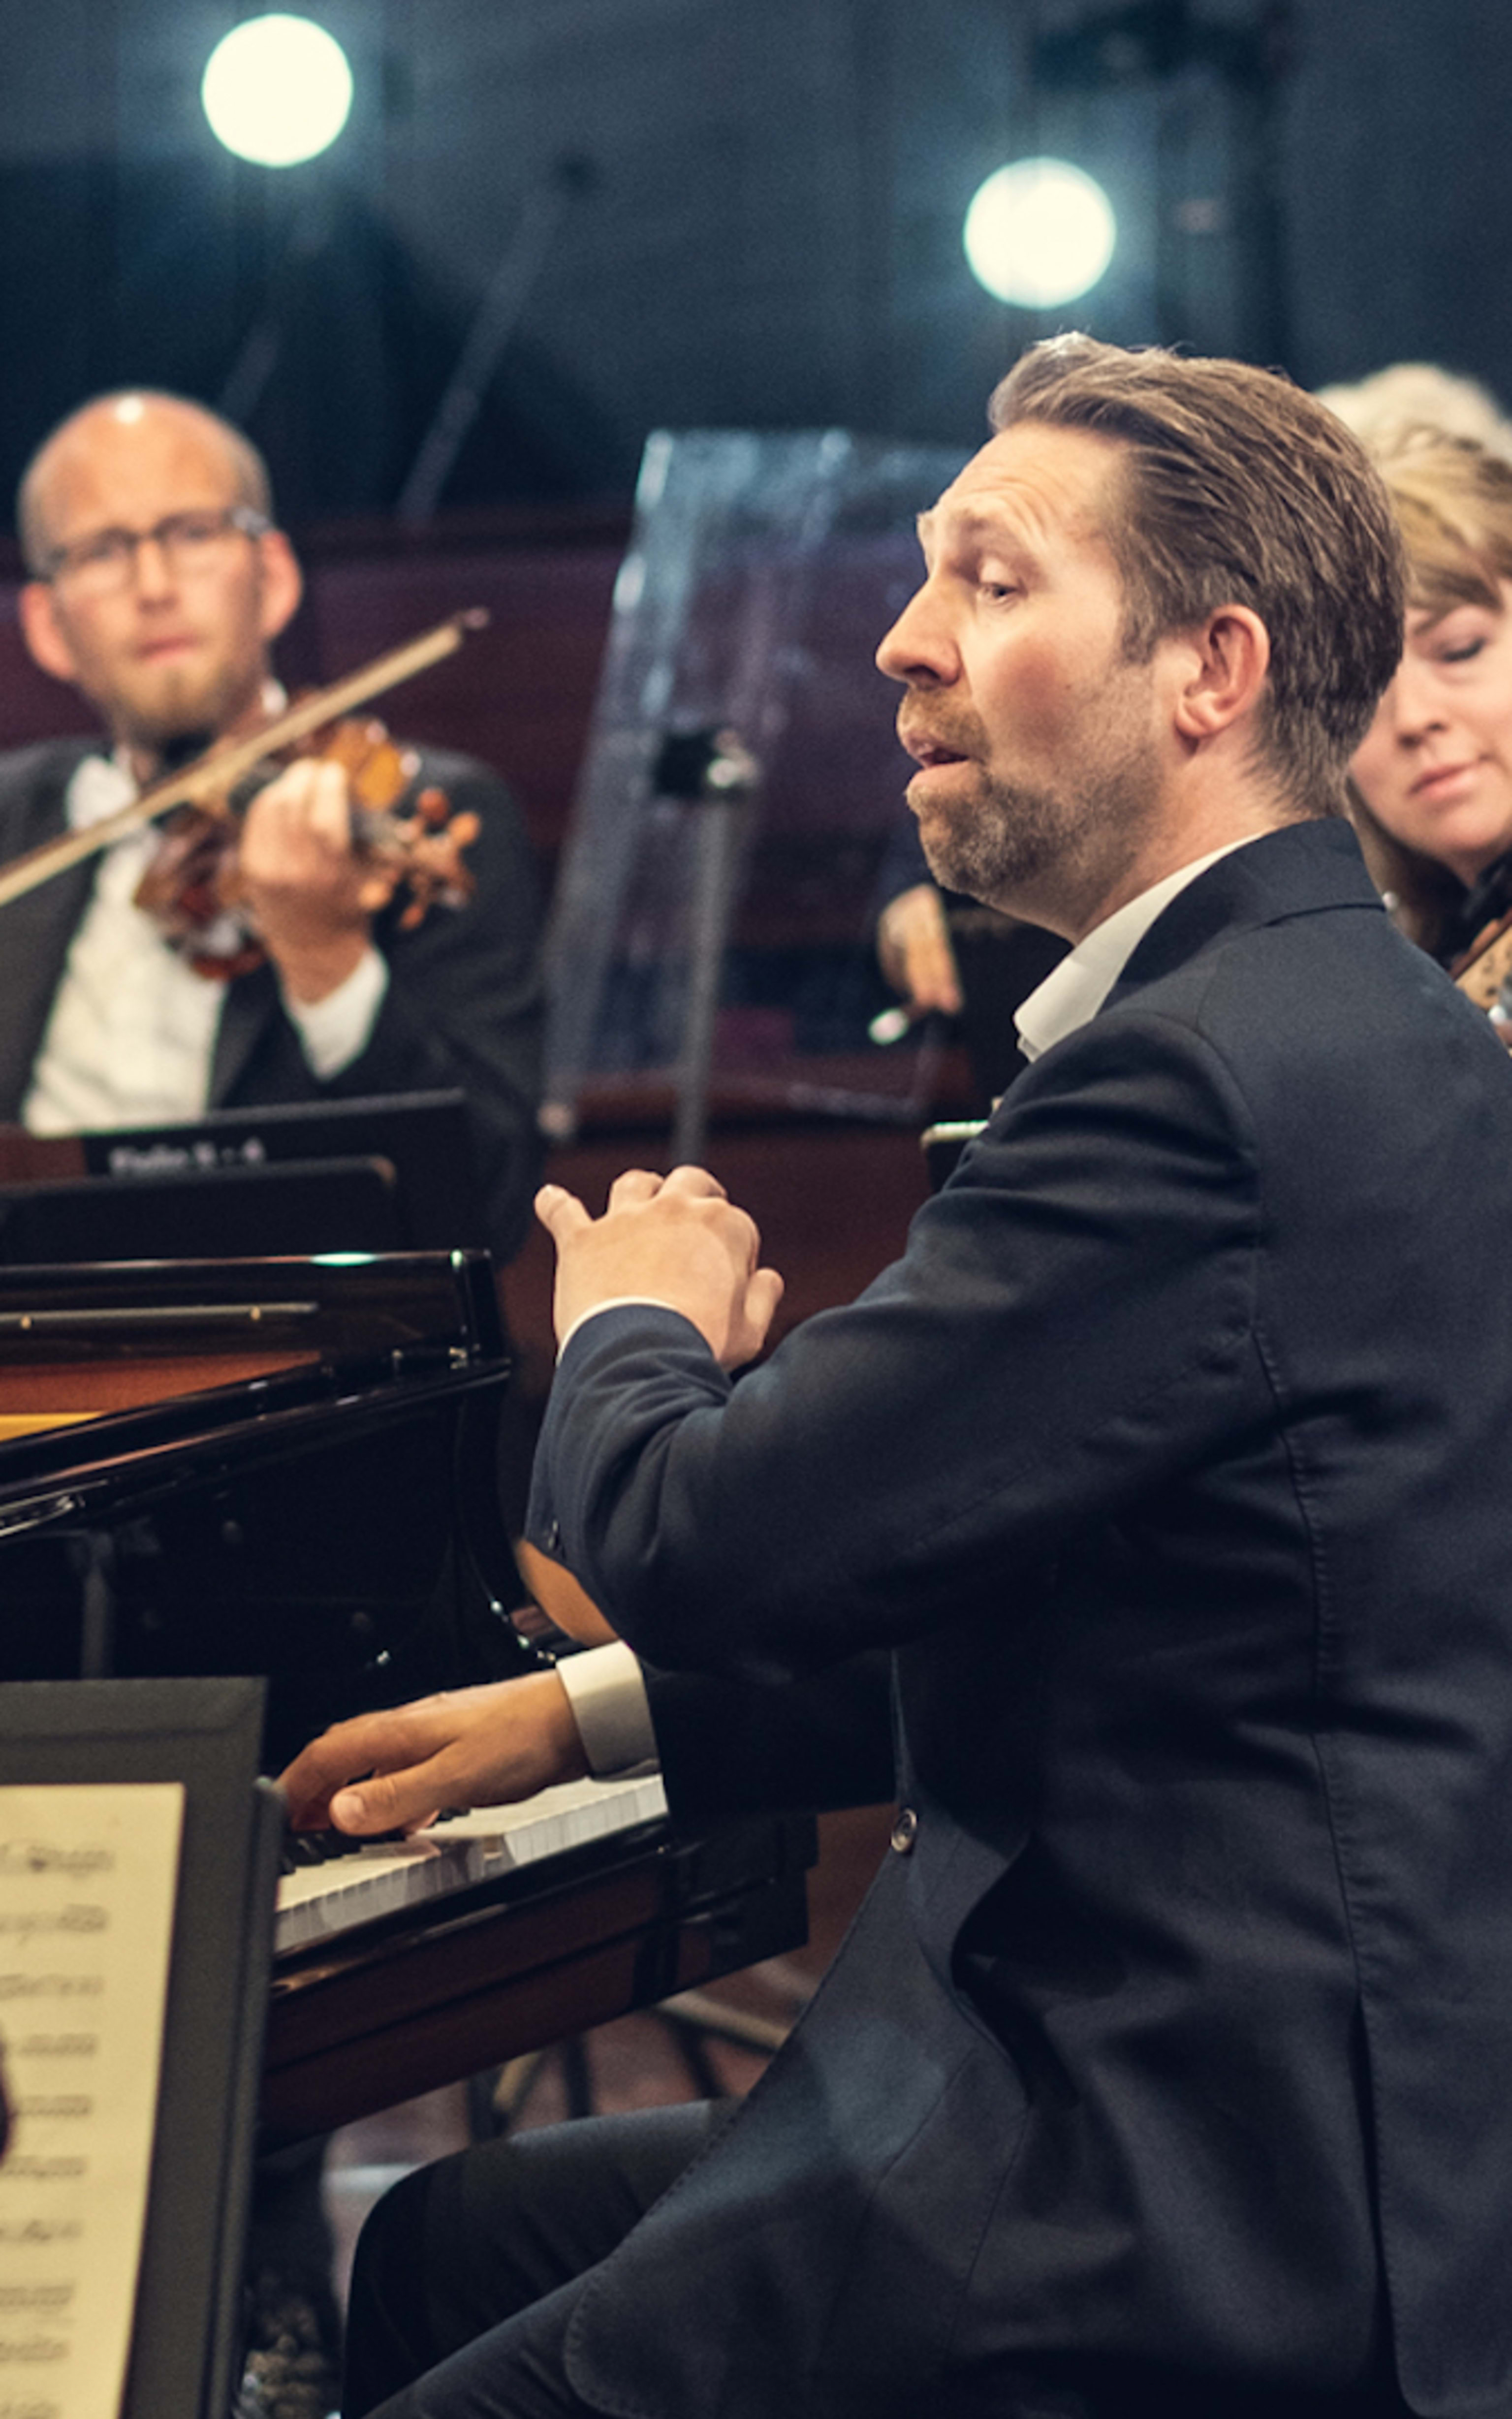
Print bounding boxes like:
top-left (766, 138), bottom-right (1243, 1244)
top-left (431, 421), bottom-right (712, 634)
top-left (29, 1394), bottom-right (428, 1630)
top-left (915, 504), bottom-right (1038, 558)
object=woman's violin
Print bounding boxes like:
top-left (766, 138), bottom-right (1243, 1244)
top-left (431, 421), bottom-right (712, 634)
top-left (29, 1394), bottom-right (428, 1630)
top-left (0, 608), bottom-right (490, 979)
top-left (1450, 910), bottom-right (1512, 1044)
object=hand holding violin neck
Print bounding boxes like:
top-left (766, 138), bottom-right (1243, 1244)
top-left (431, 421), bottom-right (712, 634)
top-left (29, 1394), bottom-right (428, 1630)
top-left (231, 756), bottom-right (387, 1004)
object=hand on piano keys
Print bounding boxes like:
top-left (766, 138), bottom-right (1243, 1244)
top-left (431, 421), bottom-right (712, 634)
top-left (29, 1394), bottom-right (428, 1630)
top-left (274, 1772), bottom-right (669, 1954)
top-left (277, 1670), bottom-right (591, 1839)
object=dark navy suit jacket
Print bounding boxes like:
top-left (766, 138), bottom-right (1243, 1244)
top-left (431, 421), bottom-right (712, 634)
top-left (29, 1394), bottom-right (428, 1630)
top-left (530, 819), bottom-right (1512, 2418)
top-left (0, 736), bottom-right (544, 1258)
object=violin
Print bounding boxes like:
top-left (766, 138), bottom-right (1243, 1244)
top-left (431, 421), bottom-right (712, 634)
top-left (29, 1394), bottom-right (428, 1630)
top-left (1449, 911), bottom-right (1512, 1045)
top-left (133, 712), bottom-right (481, 981)
top-left (0, 608), bottom-right (490, 979)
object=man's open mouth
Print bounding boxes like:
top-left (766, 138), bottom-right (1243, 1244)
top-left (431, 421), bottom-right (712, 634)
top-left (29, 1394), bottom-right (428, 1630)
top-left (900, 727), bottom-right (969, 769)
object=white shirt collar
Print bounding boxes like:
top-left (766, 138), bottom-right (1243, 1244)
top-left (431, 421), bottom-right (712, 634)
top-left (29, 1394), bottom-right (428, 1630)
top-left (64, 751), bottom-right (136, 832)
top-left (63, 680), bottom-right (289, 833)
top-left (1014, 839), bottom-right (1254, 1064)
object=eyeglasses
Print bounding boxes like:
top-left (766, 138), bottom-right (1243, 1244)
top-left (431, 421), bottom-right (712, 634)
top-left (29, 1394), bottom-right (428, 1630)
top-left (41, 505), bottom-right (271, 594)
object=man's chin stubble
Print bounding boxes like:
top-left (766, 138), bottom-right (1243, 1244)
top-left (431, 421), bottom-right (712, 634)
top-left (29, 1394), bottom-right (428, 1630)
top-left (916, 783), bottom-right (1076, 916)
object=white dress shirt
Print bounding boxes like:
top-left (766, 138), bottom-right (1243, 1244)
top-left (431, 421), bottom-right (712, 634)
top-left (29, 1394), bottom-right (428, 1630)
top-left (1012, 841), bottom-right (1250, 1063)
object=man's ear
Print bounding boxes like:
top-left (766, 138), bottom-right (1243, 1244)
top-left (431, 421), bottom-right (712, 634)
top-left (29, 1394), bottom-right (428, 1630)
top-left (1172, 605), bottom-right (1271, 744)
top-left (17, 581), bottom-right (81, 688)
top-left (255, 527), bottom-right (303, 646)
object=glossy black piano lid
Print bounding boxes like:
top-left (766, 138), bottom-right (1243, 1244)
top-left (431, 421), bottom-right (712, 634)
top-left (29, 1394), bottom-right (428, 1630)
top-left (0, 1252), bottom-right (533, 1768)
top-left (0, 1247), bottom-right (505, 1363)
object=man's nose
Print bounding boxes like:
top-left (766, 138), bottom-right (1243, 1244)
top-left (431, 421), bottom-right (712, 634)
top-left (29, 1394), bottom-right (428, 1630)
top-left (876, 584), bottom-right (956, 687)
top-left (129, 534), bottom-right (178, 599)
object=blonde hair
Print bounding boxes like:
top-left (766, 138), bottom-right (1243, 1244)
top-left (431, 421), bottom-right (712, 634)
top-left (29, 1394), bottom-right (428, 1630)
top-left (1318, 363), bottom-right (1512, 463)
top-left (1347, 429), bottom-right (1512, 951)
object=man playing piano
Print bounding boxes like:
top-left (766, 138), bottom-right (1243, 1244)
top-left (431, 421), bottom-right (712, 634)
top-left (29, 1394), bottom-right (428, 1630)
top-left (284, 337), bottom-right (1512, 2418)
top-left (1, 388), bottom-right (545, 1260)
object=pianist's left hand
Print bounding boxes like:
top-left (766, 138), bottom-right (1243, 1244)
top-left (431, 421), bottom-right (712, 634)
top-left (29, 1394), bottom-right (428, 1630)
top-left (277, 1672), bottom-right (589, 1836)
top-left (536, 1163), bottom-right (784, 1371)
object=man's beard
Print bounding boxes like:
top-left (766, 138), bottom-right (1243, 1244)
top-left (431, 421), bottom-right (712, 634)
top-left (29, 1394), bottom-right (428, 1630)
top-left (917, 765), bottom-right (1090, 906)
top-left (910, 695), bottom-right (1163, 927)
top-left (123, 665), bottom-right (245, 759)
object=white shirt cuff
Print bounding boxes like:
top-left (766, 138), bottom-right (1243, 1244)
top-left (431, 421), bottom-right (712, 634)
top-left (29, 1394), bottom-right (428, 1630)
top-left (555, 1641), bottom-right (660, 1775)
top-left (283, 946), bottom-right (390, 1079)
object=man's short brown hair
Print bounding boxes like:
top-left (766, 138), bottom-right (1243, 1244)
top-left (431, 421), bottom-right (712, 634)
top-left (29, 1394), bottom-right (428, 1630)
top-left (990, 336), bottom-right (1406, 812)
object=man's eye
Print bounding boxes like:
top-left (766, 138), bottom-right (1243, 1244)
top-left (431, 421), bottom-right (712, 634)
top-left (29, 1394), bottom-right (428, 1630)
top-left (76, 533), bottom-right (128, 568)
top-left (1440, 637), bottom-right (1487, 665)
top-left (170, 515), bottom-right (224, 546)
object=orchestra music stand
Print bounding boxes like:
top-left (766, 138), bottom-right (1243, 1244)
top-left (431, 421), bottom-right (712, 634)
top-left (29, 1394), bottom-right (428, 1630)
top-left (0, 1154), bottom-right (405, 1261)
top-left (539, 427), bottom-right (969, 1147)
top-left (0, 1676), bottom-right (283, 2419)
top-left (0, 1088), bottom-right (490, 1263)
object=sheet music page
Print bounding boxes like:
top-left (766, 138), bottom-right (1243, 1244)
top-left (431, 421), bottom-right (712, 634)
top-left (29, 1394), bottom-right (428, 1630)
top-left (0, 1784), bottom-right (184, 2419)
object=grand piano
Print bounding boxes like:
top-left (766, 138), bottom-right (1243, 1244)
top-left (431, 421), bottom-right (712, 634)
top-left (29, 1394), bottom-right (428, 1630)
top-left (0, 1251), bottom-right (815, 2143)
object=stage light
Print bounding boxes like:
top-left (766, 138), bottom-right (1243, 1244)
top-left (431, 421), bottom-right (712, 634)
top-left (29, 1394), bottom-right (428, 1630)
top-left (201, 15), bottom-right (353, 167)
top-left (963, 158), bottom-right (1116, 308)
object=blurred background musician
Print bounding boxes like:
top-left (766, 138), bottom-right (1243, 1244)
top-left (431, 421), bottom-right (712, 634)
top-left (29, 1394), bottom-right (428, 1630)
top-left (1341, 425), bottom-right (1512, 986)
top-left (873, 811), bottom-right (1068, 1107)
top-left (0, 388), bottom-right (545, 1261)
top-left (1317, 360), bottom-right (1512, 461)
top-left (0, 387), bottom-right (548, 2417)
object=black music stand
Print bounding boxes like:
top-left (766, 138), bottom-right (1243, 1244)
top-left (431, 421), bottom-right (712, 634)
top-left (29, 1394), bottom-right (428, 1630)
top-left (0, 1088), bottom-right (488, 1263)
top-left (0, 1677), bottom-right (283, 2419)
top-left (0, 1154), bottom-right (403, 1261)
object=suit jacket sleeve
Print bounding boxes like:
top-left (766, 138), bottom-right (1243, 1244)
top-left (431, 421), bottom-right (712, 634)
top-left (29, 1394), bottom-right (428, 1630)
top-left (528, 1005), bottom-right (1263, 1679)
top-left (642, 1651), bottom-right (897, 1824)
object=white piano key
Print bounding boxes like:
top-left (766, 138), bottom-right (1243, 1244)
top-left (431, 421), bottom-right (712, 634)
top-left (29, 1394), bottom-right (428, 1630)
top-left (274, 1772), bottom-right (668, 1955)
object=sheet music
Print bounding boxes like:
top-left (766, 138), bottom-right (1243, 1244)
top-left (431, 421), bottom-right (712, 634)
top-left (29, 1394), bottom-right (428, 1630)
top-left (0, 1784), bottom-right (184, 2419)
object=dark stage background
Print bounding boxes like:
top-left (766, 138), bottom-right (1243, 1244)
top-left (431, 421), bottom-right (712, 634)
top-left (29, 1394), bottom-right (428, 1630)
top-left (0, 0), bottom-right (1503, 530)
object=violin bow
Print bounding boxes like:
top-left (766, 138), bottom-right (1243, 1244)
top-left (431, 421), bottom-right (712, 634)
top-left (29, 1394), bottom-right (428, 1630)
top-left (0, 606), bottom-right (490, 911)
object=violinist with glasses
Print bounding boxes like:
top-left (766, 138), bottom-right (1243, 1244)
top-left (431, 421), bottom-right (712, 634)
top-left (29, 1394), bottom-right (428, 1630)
top-left (0, 388), bottom-right (545, 1257)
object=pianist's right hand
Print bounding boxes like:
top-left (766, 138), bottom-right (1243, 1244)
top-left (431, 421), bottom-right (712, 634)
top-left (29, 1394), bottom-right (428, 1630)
top-left (277, 1674), bottom-right (590, 1836)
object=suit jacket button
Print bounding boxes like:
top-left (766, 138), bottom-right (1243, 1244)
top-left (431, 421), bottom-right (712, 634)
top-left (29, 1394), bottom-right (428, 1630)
top-left (890, 1807), bottom-right (918, 1854)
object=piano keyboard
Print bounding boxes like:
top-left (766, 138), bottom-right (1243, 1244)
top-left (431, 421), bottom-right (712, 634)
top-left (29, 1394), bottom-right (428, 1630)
top-left (274, 1771), bottom-right (668, 1956)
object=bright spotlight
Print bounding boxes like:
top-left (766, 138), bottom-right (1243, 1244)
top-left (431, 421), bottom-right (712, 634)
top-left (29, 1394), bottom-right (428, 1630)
top-left (201, 14), bottom-right (353, 167)
top-left (963, 158), bottom-right (1116, 308)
